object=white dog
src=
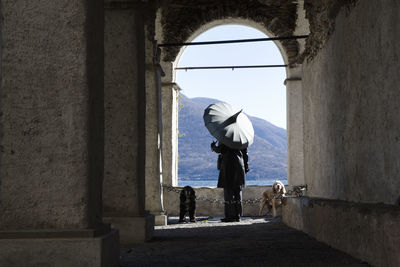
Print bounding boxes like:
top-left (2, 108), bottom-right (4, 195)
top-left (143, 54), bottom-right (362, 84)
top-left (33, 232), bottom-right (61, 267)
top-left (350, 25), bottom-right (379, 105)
top-left (259, 181), bottom-right (286, 217)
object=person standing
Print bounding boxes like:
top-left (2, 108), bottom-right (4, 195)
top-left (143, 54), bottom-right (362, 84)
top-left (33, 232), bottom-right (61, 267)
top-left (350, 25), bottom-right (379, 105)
top-left (211, 141), bottom-right (249, 222)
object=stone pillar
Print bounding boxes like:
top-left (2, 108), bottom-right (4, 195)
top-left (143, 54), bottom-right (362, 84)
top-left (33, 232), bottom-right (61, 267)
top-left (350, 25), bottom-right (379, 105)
top-left (141, 32), bottom-right (167, 225)
top-left (0, 1), bottom-right (119, 266)
top-left (283, 0), bottom-right (308, 189)
top-left (285, 68), bottom-right (305, 187)
top-left (103, 2), bottom-right (155, 244)
top-left (161, 82), bottom-right (180, 187)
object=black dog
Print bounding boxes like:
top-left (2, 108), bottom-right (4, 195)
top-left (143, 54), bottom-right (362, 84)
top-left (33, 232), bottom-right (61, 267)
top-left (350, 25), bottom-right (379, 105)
top-left (179, 186), bottom-right (196, 223)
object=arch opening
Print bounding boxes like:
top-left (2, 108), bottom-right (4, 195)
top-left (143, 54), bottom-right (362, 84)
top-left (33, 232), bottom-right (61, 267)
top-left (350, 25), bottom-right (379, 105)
top-left (172, 23), bottom-right (288, 187)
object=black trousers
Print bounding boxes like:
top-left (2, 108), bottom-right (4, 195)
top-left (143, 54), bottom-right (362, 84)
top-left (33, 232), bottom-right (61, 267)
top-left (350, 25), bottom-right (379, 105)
top-left (223, 186), bottom-right (242, 219)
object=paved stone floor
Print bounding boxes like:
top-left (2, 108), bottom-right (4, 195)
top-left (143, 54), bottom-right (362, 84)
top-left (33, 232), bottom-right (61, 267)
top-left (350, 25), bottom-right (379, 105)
top-left (121, 216), bottom-right (370, 267)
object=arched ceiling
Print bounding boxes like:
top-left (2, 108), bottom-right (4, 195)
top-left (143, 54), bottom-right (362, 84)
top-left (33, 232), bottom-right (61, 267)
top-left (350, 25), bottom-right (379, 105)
top-left (158, 0), bottom-right (360, 65)
top-left (160, 0), bottom-right (299, 64)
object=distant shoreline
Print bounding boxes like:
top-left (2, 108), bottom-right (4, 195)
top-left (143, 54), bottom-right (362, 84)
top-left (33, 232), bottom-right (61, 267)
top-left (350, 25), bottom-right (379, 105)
top-left (178, 178), bottom-right (288, 187)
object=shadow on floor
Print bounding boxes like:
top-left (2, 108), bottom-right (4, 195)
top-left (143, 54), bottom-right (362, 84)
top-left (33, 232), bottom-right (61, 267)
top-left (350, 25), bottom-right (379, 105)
top-left (121, 217), bottom-right (370, 267)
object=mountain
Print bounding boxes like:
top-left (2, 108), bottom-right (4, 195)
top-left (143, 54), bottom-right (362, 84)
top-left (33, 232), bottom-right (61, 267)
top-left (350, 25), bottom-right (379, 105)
top-left (177, 94), bottom-right (287, 186)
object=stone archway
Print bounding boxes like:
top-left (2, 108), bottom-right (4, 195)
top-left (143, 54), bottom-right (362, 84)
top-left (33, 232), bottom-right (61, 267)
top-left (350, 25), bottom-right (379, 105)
top-left (156, 2), bottom-right (308, 219)
top-left (167, 19), bottom-right (290, 188)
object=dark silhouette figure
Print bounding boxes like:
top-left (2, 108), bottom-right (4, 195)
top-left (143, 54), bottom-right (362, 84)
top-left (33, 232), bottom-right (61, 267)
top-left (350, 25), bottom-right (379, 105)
top-left (211, 141), bottom-right (249, 222)
top-left (179, 186), bottom-right (196, 223)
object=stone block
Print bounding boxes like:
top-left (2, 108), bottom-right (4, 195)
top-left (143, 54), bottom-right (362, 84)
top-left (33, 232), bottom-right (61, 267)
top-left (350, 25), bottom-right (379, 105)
top-left (0, 229), bottom-right (119, 267)
top-left (104, 215), bottom-right (154, 244)
top-left (155, 214), bottom-right (168, 226)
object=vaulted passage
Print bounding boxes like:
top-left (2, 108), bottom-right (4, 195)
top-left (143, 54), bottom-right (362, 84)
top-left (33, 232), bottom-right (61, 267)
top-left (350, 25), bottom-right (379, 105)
top-left (120, 217), bottom-right (367, 266)
top-left (0, 1), bottom-right (399, 266)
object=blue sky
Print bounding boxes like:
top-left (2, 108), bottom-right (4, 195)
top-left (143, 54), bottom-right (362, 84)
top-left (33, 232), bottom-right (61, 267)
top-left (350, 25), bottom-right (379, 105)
top-left (175, 25), bottom-right (287, 129)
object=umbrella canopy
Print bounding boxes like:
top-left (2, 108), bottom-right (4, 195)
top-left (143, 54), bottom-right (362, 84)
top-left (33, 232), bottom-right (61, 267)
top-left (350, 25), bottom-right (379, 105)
top-left (203, 102), bottom-right (254, 150)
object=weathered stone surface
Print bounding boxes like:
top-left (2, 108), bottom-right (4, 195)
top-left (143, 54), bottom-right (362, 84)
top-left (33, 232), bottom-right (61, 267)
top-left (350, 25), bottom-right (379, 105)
top-left (161, 83), bottom-right (179, 187)
top-left (0, 0), bottom-right (104, 230)
top-left (283, 197), bottom-right (400, 267)
top-left (301, 0), bottom-right (359, 62)
top-left (0, 0), bottom-right (121, 264)
top-left (104, 7), bottom-right (141, 217)
top-left (302, 0), bottom-right (400, 204)
top-left (286, 74), bottom-right (305, 186)
top-left (160, 0), bottom-right (299, 64)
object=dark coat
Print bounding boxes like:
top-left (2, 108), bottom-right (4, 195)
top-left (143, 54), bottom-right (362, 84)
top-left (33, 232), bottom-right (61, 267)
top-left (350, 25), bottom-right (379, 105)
top-left (211, 142), bottom-right (249, 189)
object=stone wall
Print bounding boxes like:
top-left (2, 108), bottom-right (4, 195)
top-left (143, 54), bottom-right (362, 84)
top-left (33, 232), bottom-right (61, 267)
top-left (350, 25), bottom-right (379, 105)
top-left (0, 0), bottom-right (103, 231)
top-left (283, 197), bottom-right (400, 267)
top-left (0, 0), bottom-right (119, 265)
top-left (302, 0), bottom-right (400, 204)
top-left (164, 186), bottom-right (275, 217)
top-left (284, 1), bottom-right (400, 266)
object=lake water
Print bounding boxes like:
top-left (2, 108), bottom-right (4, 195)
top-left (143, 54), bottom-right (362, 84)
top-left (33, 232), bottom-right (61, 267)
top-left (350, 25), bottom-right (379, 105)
top-left (178, 177), bottom-right (287, 187)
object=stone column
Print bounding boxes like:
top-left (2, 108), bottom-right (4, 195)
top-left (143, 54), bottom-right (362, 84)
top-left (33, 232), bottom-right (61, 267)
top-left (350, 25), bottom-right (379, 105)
top-left (144, 38), bottom-right (168, 226)
top-left (103, 2), bottom-right (155, 244)
top-left (0, 1), bottom-right (119, 266)
top-left (161, 81), bottom-right (180, 187)
top-left (285, 67), bottom-right (305, 187)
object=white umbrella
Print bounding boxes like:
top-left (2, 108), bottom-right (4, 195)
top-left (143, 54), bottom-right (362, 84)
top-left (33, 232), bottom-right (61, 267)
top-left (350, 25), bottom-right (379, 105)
top-left (203, 102), bottom-right (254, 150)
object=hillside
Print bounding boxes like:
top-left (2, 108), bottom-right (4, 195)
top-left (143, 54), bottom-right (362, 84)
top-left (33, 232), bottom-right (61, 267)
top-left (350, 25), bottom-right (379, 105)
top-left (178, 94), bottom-right (287, 186)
